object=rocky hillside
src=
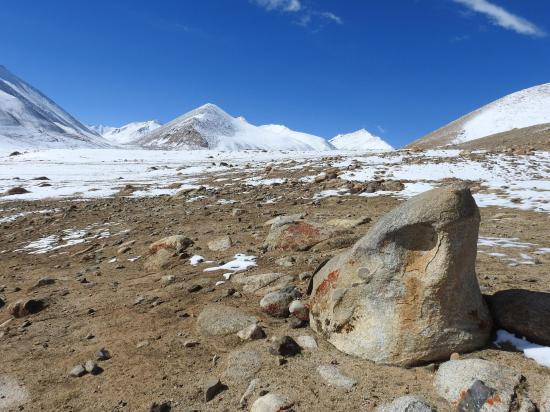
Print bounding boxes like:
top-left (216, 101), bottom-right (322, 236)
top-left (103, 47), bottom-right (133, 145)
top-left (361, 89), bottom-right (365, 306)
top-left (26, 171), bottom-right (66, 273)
top-left (408, 83), bottom-right (550, 149)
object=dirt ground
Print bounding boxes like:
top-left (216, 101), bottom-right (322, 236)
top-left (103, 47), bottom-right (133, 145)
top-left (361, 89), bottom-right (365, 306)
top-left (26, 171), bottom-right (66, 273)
top-left (1, 165), bottom-right (550, 411)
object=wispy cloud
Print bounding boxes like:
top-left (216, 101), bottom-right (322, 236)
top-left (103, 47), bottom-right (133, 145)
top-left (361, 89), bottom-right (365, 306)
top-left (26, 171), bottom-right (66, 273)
top-left (453, 0), bottom-right (546, 37)
top-left (251, 0), bottom-right (302, 13)
top-left (251, 0), bottom-right (342, 29)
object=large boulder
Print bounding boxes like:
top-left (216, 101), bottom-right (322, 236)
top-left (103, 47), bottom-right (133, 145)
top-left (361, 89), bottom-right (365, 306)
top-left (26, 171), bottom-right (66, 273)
top-left (434, 359), bottom-right (533, 412)
top-left (488, 289), bottom-right (550, 346)
top-left (309, 185), bottom-right (492, 366)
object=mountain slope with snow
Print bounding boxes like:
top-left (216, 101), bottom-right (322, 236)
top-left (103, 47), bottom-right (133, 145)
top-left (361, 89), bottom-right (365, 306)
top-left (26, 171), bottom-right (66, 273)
top-left (0, 65), bottom-right (109, 150)
top-left (329, 129), bottom-right (394, 151)
top-left (408, 83), bottom-right (550, 149)
top-left (137, 103), bottom-right (334, 151)
top-left (89, 120), bottom-right (161, 145)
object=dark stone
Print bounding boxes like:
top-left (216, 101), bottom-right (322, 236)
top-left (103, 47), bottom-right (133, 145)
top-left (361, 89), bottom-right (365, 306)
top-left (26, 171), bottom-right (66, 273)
top-left (269, 336), bottom-right (302, 357)
top-left (188, 285), bottom-right (202, 293)
top-left (5, 187), bottom-right (29, 195)
top-left (488, 289), bottom-right (550, 346)
top-left (457, 380), bottom-right (496, 412)
top-left (150, 401), bottom-right (171, 412)
top-left (204, 377), bottom-right (227, 402)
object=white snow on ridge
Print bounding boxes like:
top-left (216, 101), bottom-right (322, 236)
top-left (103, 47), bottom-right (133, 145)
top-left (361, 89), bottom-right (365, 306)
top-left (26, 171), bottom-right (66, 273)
top-left (137, 103), bottom-right (334, 151)
top-left (330, 129), bottom-right (393, 151)
top-left (457, 83), bottom-right (550, 144)
top-left (89, 120), bottom-right (162, 145)
top-left (0, 65), bottom-right (109, 150)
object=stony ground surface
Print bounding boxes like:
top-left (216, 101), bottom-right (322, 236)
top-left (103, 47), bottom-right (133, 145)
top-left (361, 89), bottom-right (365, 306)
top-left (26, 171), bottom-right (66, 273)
top-left (1, 151), bottom-right (549, 411)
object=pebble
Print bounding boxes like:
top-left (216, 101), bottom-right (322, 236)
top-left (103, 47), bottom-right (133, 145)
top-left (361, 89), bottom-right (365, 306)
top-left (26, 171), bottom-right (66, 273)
top-left (95, 348), bottom-right (111, 361)
top-left (187, 285), bottom-right (202, 293)
top-left (69, 364), bottom-right (86, 378)
top-left (317, 364), bottom-right (357, 389)
top-left (250, 393), bottom-right (293, 412)
top-left (296, 335), bottom-right (318, 350)
top-left (204, 377), bottom-right (227, 402)
top-left (149, 401), bottom-right (171, 412)
top-left (237, 324), bottom-right (266, 340)
top-left (269, 336), bottom-right (302, 357)
top-left (84, 359), bottom-right (101, 375)
top-left (183, 340), bottom-right (200, 348)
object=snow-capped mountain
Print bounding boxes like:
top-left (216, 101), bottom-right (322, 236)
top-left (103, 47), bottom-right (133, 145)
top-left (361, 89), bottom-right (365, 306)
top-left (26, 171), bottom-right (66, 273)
top-left (0, 65), bottom-right (109, 150)
top-left (137, 103), bottom-right (334, 151)
top-left (329, 129), bottom-right (394, 151)
top-left (89, 120), bottom-right (161, 145)
top-left (408, 83), bottom-right (550, 149)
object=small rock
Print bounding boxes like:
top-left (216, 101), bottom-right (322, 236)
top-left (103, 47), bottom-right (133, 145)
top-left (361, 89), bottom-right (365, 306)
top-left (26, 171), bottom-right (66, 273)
top-left (207, 236), bottom-right (233, 252)
top-left (288, 300), bottom-right (309, 321)
top-left (187, 284), bottom-right (202, 293)
top-left (95, 348), bottom-right (111, 361)
top-left (232, 208), bottom-right (245, 217)
top-left (239, 378), bottom-right (259, 408)
top-left (317, 365), bottom-right (357, 389)
top-left (375, 395), bottom-right (435, 412)
top-left (8, 299), bottom-right (46, 318)
top-left (161, 275), bottom-right (175, 285)
top-left (450, 352), bottom-right (460, 360)
top-left (84, 360), bottom-right (101, 375)
top-left (222, 350), bottom-right (262, 384)
top-left (5, 187), bottom-right (29, 195)
top-left (149, 401), bottom-right (171, 412)
top-left (183, 340), bottom-right (199, 348)
top-left (275, 256), bottom-right (295, 267)
top-left (204, 377), bottom-right (227, 402)
top-left (34, 278), bottom-right (56, 288)
top-left (288, 318), bottom-right (306, 329)
top-left (237, 324), bottom-right (266, 340)
top-left (260, 287), bottom-right (300, 318)
top-left (69, 364), bottom-right (86, 378)
top-left (296, 335), bottom-right (317, 350)
top-left (269, 336), bottom-right (301, 357)
top-left (250, 393), bottom-right (293, 412)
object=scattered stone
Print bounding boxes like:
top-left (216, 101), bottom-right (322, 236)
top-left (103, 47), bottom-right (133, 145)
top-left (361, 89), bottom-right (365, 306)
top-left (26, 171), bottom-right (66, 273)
top-left (434, 359), bottom-right (533, 412)
top-left (231, 208), bottom-right (245, 217)
top-left (488, 289), bottom-right (550, 346)
top-left (260, 291), bottom-right (294, 318)
top-left (187, 284), bottom-right (202, 293)
top-left (145, 235), bottom-right (193, 271)
top-left (296, 335), bottom-right (318, 350)
top-left (310, 185), bottom-right (492, 366)
top-left (84, 360), bottom-right (101, 375)
top-left (233, 272), bottom-right (294, 295)
top-left (136, 340), bottom-right (150, 348)
top-left (288, 318), bottom-right (306, 329)
top-left (450, 352), bottom-right (460, 361)
top-left (275, 256), bottom-right (295, 267)
top-left (161, 275), bottom-right (175, 285)
top-left (5, 187), bottom-right (29, 196)
top-left (264, 220), bottom-right (331, 252)
top-left (183, 340), bottom-right (199, 348)
top-left (207, 235), bottom-right (233, 251)
top-left (317, 365), bottom-right (357, 389)
top-left (9, 151), bottom-right (22, 156)
top-left (269, 336), bottom-right (301, 357)
top-left (8, 299), bottom-right (46, 318)
top-left (298, 271), bottom-right (313, 281)
top-left (288, 300), bottom-right (309, 321)
top-left (196, 305), bottom-right (257, 336)
top-left (222, 350), bottom-right (262, 383)
top-left (149, 401), bottom-right (171, 412)
top-left (237, 324), bottom-right (266, 340)
top-left (263, 213), bottom-right (304, 228)
top-left (95, 348), bottom-right (111, 361)
top-left (204, 377), bottom-right (227, 402)
top-left (375, 395), bottom-right (435, 412)
top-left (250, 393), bottom-right (293, 412)
top-left (33, 278), bottom-right (56, 288)
top-left (239, 378), bottom-right (259, 408)
top-left (69, 364), bottom-right (86, 378)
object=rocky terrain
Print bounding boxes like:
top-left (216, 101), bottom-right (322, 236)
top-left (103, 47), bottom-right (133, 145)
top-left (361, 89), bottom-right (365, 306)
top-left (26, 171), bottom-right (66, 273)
top-left (1, 148), bottom-right (550, 411)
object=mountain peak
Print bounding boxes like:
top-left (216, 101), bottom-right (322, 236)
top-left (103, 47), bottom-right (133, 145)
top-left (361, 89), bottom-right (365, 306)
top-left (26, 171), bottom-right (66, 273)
top-left (330, 129), bottom-right (394, 151)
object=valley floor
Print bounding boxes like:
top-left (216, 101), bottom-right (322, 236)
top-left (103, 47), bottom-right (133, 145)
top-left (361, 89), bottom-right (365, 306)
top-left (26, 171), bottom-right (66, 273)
top-left (0, 148), bottom-right (549, 411)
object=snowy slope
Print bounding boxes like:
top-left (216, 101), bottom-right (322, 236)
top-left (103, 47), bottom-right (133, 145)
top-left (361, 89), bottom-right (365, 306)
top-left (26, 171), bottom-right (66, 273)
top-left (89, 120), bottom-right (161, 145)
top-left (329, 129), bottom-right (394, 151)
top-left (408, 83), bottom-right (550, 149)
top-left (0, 65), bottom-right (109, 150)
top-left (137, 103), bottom-right (333, 151)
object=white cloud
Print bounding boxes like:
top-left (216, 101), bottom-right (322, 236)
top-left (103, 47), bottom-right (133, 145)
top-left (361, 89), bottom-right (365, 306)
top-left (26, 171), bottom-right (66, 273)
top-left (252, 0), bottom-right (302, 12)
top-left (453, 0), bottom-right (545, 37)
top-left (321, 12), bottom-right (343, 25)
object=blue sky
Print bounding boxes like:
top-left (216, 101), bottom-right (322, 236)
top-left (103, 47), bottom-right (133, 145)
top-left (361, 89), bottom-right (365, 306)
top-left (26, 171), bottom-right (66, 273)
top-left (1, 0), bottom-right (548, 147)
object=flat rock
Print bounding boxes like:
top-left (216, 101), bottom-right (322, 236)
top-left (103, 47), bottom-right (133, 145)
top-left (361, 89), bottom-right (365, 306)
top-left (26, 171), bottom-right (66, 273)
top-left (237, 324), bottom-right (266, 340)
top-left (296, 335), bottom-right (318, 350)
top-left (196, 305), bottom-right (257, 336)
top-left (0, 375), bottom-right (29, 410)
top-left (310, 185), bottom-right (492, 366)
top-left (317, 365), bottom-right (356, 389)
top-left (204, 377), bottom-right (227, 402)
top-left (488, 289), bottom-right (550, 346)
top-left (69, 364), bottom-right (86, 377)
top-left (233, 272), bottom-right (294, 296)
top-left (263, 213), bottom-right (305, 228)
top-left (434, 359), bottom-right (533, 412)
top-left (251, 393), bottom-right (293, 412)
top-left (207, 235), bottom-right (233, 251)
top-left (222, 350), bottom-right (262, 384)
top-left (264, 220), bottom-right (331, 252)
top-left (375, 395), bottom-right (435, 412)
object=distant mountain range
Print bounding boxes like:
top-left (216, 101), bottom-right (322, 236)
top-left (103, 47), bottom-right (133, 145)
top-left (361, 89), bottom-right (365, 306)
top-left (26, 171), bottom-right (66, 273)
top-left (3, 65), bottom-right (547, 152)
top-left (0, 65), bottom-right (108, 150)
